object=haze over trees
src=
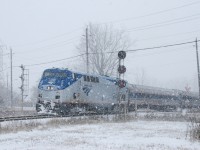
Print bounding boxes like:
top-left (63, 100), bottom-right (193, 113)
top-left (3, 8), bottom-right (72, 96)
top-left (0, 74), bottom-right (21, 107)
top-left (0, 82), bottom-right (9, 106)
top-left (77, 23), bottom-right (131, 76)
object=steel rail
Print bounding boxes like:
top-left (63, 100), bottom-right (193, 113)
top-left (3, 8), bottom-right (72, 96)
top-left (0, 111), bottom-right (98, 122)
top-left (0, 114), bottom-right (67, 122)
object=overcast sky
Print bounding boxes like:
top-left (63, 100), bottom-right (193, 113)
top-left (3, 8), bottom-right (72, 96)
top-left (0, 0), bottom-right (200, 96)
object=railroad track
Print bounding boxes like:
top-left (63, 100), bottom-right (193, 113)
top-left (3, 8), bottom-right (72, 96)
top-left (0, 111), bottom-right (98, 122)
top-left (3, 110), bottom-right (199, 123)
top-left (0, 114), bottom-right (67, 122)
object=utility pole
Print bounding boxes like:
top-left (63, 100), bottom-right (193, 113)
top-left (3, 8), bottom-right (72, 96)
top-left (6, 73), bottom-right (8, 90)
top-left (0, 45), bottom-right (3, 82)
top-left (195, 38), bottom-right (200, 99)
top-left (86, 27), bottom-right (89, 74)
top-left (10, 48), bottom-right (13, 108)
top-left (6, 73), bottom-right (9, 103)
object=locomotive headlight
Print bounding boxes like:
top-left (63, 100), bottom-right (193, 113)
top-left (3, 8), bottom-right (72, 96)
top-left (47, 86), bottom-right (54, 90)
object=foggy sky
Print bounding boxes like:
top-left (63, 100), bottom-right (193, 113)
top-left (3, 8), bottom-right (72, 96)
top-left (0, 0), bottom-right (200, 97)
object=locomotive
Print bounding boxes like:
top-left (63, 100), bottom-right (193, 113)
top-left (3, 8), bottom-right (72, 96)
top-left (36, 68), bottom-right (200, 115)
top-left (36, 68), bottom-right (128, 115)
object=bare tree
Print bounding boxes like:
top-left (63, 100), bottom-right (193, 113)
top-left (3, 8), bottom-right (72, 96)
top-left (30, 85), bottom-right (38, 105)
top-left (77, 23), bottom-right (131, 76)
top-left (133, 68), bottom-right (146, 85)
top-left (0, 82), bottom-right (7, 106)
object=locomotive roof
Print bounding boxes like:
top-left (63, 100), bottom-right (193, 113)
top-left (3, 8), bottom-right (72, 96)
top-left (44, 67), bottom-right (119, 81)
top-left (130, 84), bottom-right (198, 98)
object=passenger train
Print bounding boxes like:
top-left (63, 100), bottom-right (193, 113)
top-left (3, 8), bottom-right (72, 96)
top-left (36, 68), bottom-right (200, 115)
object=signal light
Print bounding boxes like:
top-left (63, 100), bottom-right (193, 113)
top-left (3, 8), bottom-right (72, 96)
top-left (118, 80), bottom-right (126, 88)
top-left (118, 51), bottom-right (126, 59)
top-left (118, 65), bottom-right (126, 74)
top-left (117, 51), bottom-right (127, 88)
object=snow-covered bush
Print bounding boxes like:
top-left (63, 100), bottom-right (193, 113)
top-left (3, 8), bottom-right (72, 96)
top-left (0, 120), bottom-right (41, 134)
top-left (188, 117), bottom-right (200, 141)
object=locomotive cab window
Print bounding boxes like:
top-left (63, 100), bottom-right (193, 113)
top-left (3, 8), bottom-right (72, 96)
top-left (43, 71), bottom-right (67, 78)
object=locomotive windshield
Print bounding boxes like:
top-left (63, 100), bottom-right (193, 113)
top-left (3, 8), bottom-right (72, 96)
top-left (43, 71), bottom-right (67, 78)
top-left (38, 69), bottom-right (79, 90)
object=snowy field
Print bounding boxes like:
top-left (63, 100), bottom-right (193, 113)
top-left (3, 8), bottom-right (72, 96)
top-left (0, 117), bottom-right (200, 150)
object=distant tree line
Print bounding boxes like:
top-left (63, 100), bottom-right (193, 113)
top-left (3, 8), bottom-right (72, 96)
top-left (0, 82), bottom-right (21, 107)
top-left (0, 82), bottom-right (9, 106)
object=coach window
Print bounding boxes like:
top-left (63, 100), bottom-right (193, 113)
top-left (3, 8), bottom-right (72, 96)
top-left (90, 76), bottom-right (95, 82)
top-left (87, 76), bottom-right (90, 82)
top-left (84, 75), bottom-right (87, 81)
top-left (95, 77), bottom-right (99, 83)
top-left (90, 76), bottom-right (93, 82)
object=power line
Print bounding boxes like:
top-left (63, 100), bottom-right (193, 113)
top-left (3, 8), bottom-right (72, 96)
top-left (126, 40), bottom-right (199, 52)
top-left (12, 27), bottom-right (83, 48)
top-left (22, 39), bottom-right (200, 68)
top-left (0, 68), bottom-right (9, 73)
top-left (8, 1), bottom-right (200, 56)
top-left (25, 54), bottom-right (85, 67)
top-left (9, 1), bottom-right (200, 50)
top-left (137, 29), bottom-right (200, 42)
top-left (0, 65), bottom-right (19, 73)
top-left (8, 1), bottom-right (200, 49)
top-left (126, 13), bottom-right (200, 32)
top-left (131, 45), bottom-right (192, 58)
top-left (100, 1), bottom-right (200, 24)
top-left (15, 37), bottom-right (79, 55)
top-left (88, 40), bottom-right (200, 55)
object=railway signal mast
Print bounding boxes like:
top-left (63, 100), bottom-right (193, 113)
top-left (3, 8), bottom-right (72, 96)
top-left (117, 51), bottom-right (127, 114)
top-left (19, 64), bottom-right (29, 111)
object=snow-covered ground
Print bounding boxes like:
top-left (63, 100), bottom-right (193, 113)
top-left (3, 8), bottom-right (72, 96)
top-left (0, 118), bottom-right (200, 150)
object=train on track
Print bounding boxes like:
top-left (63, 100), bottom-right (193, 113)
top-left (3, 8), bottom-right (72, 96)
top-left (36, 68), bottom-right (200, 115)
